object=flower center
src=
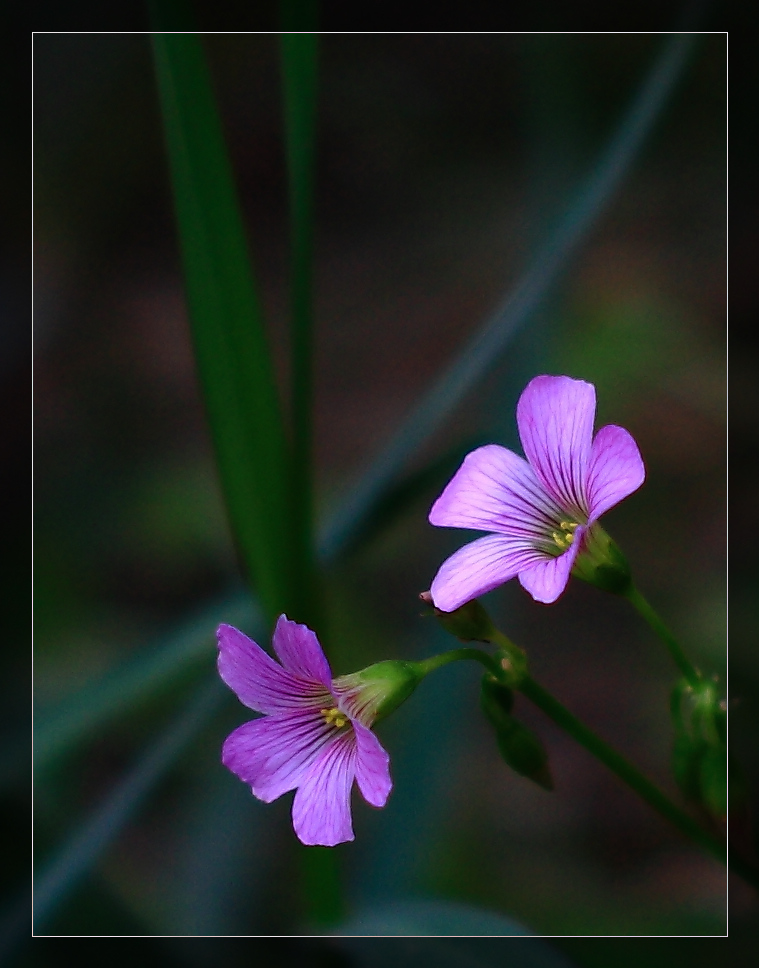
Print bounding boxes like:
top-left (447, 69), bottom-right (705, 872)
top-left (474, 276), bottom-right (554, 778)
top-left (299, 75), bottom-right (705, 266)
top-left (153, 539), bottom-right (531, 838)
top-left (320, 706), bottom-right (349, 729)
top-left (550, 520), bottom-right (579, 552)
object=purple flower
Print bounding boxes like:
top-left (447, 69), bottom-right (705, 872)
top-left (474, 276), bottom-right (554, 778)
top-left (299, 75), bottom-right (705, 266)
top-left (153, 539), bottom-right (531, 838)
top-left (217, 616), bottom-right (392, 847)
top-left (429, 375), bottom-right (645, 609)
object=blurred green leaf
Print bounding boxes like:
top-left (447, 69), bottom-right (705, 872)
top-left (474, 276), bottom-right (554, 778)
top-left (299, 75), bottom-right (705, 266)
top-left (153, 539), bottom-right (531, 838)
top-left (32, 679), bottom-right (225, 935)
top-left (335, 903), bottom-right (582, 965)
top-left (280, 28), bottom-right (319, 625)
top-left (151, 31), bottom-right (294, 622)
top-left (33, 590), bottom-right (258, 771)
top-left (335, 898), bottom-right (535, 937)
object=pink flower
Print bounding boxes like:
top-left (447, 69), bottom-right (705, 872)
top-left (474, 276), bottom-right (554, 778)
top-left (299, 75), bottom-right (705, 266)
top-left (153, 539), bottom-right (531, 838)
top-left (217, 616), bottom-right (392, 847)
top-left (429, 375), bottom-right (645, 609)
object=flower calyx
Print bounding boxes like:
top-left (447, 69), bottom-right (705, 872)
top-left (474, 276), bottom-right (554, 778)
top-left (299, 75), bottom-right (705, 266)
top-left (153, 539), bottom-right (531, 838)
top-left (571, 522), bottom-right (632, 596)
top-left (334, 659), bottom-right (425, 726)
top-left (419, 590), bottom-right (497, 642)
top-left (671, 676), bottom-right (742, 821)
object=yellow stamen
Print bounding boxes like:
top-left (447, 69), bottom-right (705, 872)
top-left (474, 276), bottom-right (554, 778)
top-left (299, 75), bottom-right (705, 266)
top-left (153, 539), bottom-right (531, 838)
top-left (320, 706), bottom-right (348, 729)
top-left (551, 520), bottom-right (579, 551)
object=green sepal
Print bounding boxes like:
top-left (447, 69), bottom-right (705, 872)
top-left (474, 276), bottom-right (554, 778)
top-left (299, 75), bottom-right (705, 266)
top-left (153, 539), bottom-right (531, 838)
top-left (571, 523), bottom-right (632, 596)
top-left (480, 676), bottom-right (553, 790)
top-left (420, 592), bottom-right (497, 642)
top-left (333, 660), bottom-right (425, 725)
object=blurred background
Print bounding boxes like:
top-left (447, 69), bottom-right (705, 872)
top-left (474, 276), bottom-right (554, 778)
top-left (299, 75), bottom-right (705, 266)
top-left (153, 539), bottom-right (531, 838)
top-left (26, 22), bottom-right (741, 956)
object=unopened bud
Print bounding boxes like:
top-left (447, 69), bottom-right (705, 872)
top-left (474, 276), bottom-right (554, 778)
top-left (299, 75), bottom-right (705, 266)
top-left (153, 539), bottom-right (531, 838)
top-left (420, 591), bottom-right (497, 642)
top-left (698, 746), bottom-right (727, 819)
top-left (480, 674), bottom-right (515, 722)
top-left (672, 732), bottom-right (706, 803)
top-left (480, 675), bottom-right (553, 790)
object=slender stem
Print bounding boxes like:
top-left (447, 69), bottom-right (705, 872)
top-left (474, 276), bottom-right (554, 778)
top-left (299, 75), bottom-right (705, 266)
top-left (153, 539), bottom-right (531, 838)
top-left (419, 639), bottom-right (758, 889)
top-left (417, 648), bottom-right (499, 678)
top-left (518, 676), bottom-right (744, 880)
top-left (280, 30), bottom-right (319, 627)
top-left (625, 584), bottom-right (701, 686)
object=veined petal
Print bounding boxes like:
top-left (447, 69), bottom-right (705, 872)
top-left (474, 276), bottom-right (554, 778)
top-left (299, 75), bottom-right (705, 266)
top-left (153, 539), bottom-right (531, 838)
top-left (586, 425), bottom-right (645, 523)
top-left (517, 529), bottom-right (583, 603)
top-left (430, 533), bottom-right (547, 612)
top-left (429, 444), bottom-right (564, 539)
top-left (292, 732), bottom-right (357, 846)
top-left (217, 624), bottom-right (328, 714)
top-left (221, 708), bottom-right (334, 803)
top-left (271, 614), bottom-right (332, 687)
top-left (517, 375), bottom-right (595, 516)
top-left (353, 721), bottom-right (392, 807)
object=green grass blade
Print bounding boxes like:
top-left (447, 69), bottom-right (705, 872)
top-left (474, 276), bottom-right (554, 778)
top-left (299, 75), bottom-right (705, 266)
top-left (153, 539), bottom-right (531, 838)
top-left (151, 31), bottom-right (294, 622)
top-left (278, 24), bottom-right (342, 926)
top-left (33, 590), bottom-right (258, 773)
top-left (319, 31), bottom-right (700, 561)
top-left (280, 30), bottom-right (319, 625)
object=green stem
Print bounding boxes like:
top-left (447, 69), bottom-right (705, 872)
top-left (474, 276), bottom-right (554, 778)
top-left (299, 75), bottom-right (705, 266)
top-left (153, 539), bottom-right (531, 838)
top-left (280, 30), bottom-right (319, 627)
top-left (625, 585), bottom-right (701, 686)
top-left (417, 648), bottom-right (499, 678)
top-left (518, 676), bottom-right (749, 881)
top-left (418, 635), bottom-right (758, 890)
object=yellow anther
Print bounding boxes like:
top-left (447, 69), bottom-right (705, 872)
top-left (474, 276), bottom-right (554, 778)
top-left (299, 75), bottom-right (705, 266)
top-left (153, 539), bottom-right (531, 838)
top-left (551, 531), bottom-right (573, 549)
top-left (320, 706), bottom-right (348, 729)
top-left (550, 520), bottom-right (579, 551)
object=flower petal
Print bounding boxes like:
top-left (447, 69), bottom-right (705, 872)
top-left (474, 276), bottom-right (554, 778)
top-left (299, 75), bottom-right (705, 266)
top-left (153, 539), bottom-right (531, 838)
top-left (271, 614), bottom-right (333, 687)
top-left (429, 444), bottom-right (564, 539)
top-left (517, 375), bottom-right (596, 516)
top-left (352, 721), bottom-right (392, 808)
top-left (517, 530), bottom-right (582, 603)
top-left (217, 624), bottom-right (329, 714)
top-left (292, 732), bottom-right (357, 846)
top-left (221, 708), bottom-right (334, 803)
top-left (585, 425), bottom-right (645, 523)
top-left (430, 533), bottom-right (547, 612)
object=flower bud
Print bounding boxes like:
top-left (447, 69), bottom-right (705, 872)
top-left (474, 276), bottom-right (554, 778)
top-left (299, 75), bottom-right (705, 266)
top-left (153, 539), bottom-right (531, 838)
top-left (698, 746), bottom-right (727, 819)
top-left (671, 678), bottom-right (740, 820)
top-left (571, 523), bottom-right (632, 596)
top-left (333, 660), bottom-right (426, 726)
top-left (420, 591), bottom-right (497, 642)
top-left (672, 732), bottom-right (706, 803)
top-left (480, 674), bottom-right (515, 721)
top-left (480, 675), bottom-right (553, 790)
